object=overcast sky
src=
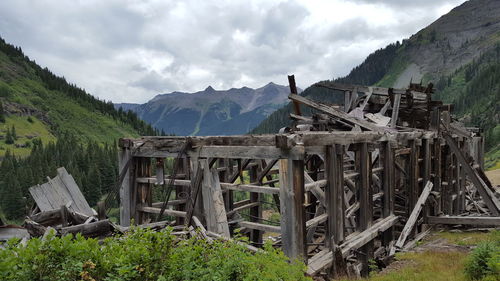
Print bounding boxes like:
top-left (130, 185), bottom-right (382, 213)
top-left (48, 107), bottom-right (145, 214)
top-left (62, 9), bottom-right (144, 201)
top-left (0, 0), bottom-right (466, 103)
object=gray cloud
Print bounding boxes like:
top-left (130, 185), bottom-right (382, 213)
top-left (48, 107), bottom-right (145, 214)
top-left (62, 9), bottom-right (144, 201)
top-left (0, 0), bottom-right (466, 103)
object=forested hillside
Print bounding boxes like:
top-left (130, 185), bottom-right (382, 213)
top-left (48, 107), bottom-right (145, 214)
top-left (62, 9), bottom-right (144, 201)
top-left (251, 0), bottom-right (500, 168)
top-left (0, 36), bottom-right (159, 222)
top-left (0, 35), bottom-right (158, 156)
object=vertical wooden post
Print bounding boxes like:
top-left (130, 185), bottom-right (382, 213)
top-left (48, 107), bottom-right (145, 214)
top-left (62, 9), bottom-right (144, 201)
top-left (288, 75), bottom-right (302, 116)
top-left (408, 140), bottom-right (419, 236)
top-left (382, 141), bottom-right (395, 245)
top-left (136, 157), bottom-right (152, 224)
top-left (390, 93), bottom-right (401, 128)
top-left (200, 159), bottom-right (230, 237)
top-left (356, 143), bottom-right (373, 277)
top-left (433, 138), bottom-right (442, 215)
top-left (325, 145), bottom-right (345, 247)
top-left (458, 140), bottom-right (466, 213)
top-left (279, 158), bottom-right (306, 260)
top-left (249, 162), bottom-right (263, 246)
top-left (119, 140), bottom-right (133, 227)
top-left (176, 157), bottom-right (187, 225)
top-left (422, 138), bottom-right (432, 227)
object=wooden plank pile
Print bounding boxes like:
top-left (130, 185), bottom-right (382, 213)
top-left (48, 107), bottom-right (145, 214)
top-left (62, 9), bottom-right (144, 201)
top-left (22, 167), bottom-right (117, 239)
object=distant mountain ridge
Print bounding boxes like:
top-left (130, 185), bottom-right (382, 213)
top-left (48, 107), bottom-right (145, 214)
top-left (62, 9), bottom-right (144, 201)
top-left (115, 82), bottom-right (294, 136)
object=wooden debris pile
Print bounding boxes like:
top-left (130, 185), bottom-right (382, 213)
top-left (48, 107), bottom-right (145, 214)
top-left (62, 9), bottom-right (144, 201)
top-left (2, 167), bottom-right (118, 241)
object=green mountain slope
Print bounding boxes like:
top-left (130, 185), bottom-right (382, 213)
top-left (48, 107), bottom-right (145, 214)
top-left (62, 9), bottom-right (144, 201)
top-left (0, 36), bottom-right (158, 157)
top-left (0, 36), bottom-right (160, 222)
top-left (251, 0), bottom-right (500, 168)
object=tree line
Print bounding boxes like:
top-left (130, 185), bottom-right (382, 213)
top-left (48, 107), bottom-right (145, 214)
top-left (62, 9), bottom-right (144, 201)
top-left (0, 36), bottom-right (160, 136)
top-left (0, 133), bottom-right (119, 221)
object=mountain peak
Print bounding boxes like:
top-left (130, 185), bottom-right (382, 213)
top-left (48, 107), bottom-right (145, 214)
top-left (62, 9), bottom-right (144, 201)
top-left (205, 85), bottom-right (215, 92)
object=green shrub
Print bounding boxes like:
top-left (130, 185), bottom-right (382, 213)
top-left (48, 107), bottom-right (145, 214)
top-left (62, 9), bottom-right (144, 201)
top-left (0, 227), bottom-right (310, 281)
top-left (464, 233), bottom-right (500, 281)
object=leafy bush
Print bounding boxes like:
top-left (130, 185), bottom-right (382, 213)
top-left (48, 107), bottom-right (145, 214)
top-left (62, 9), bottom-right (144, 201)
top-left (464, 231), bottom-right (500, 280)
top-left (0, 227), bottom-right (310, 281)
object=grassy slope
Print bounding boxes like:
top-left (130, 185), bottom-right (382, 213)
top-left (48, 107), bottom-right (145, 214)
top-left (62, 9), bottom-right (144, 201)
top-left (0, 47), bottom-right (140, 157)
top-left (341, 231), bottom-right (497, 281)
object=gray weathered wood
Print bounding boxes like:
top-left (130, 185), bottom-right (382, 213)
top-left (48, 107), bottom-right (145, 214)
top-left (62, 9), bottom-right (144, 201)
top-left (201, 160), bottom-right (230, 238)
top-left (392, 181), bottom-right (434, 254)
top-left (444, 134), bottom-right (500, 215)
top-left (390, 93), bottom-right (401, 128)
top-left (119, 147), bottom-right (133, 226)
top-left (289, 94), bottom-right (384, 132)
top-left (325, 145), bottom-right (345, 246)
top-left (239, 221), bottom-right (281, 233)
top-left (279, 158), bottom-right (306, 260)
top-left (427, 216), bottom-right (500, 226)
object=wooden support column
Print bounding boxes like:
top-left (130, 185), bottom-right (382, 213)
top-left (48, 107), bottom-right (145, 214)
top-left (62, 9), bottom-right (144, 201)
top-left (442, 145), bottom-right (453, 215)
top-left (356, 143), bottom-right (373, 277)
top-left (408, 140), bottom-right (419, 236)
top-left (432, 138), bottom-right (442, 216)
top-left (279, 158), bottom-right (306, 261)
top-left (422, 139), bottom-right (432, 226)
top-left (219, 159), bottom-right (233, 211)
top-left (382, 141), bottom-right (395, 246)
top-left (249, 162), bottom-right (263, 246)
top-left (176, 157), bottom-right (189, 225)
top-left (119, 141), bottom-right (133, 227)
top-left (325, 145), bottom-right (345, 247)
top-left (136, 157), bottom-right (152, 224)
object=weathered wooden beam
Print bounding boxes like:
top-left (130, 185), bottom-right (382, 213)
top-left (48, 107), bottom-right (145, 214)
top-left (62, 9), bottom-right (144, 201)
top-left (279, 158), bottom-right (307, 260)
top-left (356, 142), bottom-right (373, 277)
top-left (249, 164), bottom-right (262, 245)
top-left (226, 202), bottom-right (260, 216)
top-left (325, 144), bottom-right (345, 246)
top-left (382, 141), bottom-right (395, 246)
top-left (289, 74), bottom-right (302, 116)
top-left (426, 216), bottom-right (500, 226)
top-left (137, 206), bottom-right (187, 217)
top-left (201, 159), bottom-right (230, 238)
top-left (444, 134), bottom-right (500, 215)
top-left (60, 220), bottom-right (113, 238)
top-left (390, 92), bottom-right (401, 128)
top-left (392, 181), bottom-right (433, 255)
top-left (119, 146), bottom-right (133, 227)
top-left (239, 221), bottom-right (281, 233)
top-left (307, 215), bottom-right (398, 276)
top-left (289, 94), bottom-right (384, 132)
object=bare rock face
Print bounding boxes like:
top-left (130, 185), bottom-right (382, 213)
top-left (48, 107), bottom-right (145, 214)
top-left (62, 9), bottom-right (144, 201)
top-left (402, 0), bottom-right (500, 80)
top-left (115, 82), bottom-right (294, 136)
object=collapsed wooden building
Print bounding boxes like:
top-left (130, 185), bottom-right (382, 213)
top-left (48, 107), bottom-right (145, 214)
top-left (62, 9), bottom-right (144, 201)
top-left (117, 76), bottom-right (500, 278)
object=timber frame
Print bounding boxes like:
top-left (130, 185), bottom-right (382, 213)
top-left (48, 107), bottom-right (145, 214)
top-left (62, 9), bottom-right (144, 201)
top-left (118, 78), bottom-right (498, 278)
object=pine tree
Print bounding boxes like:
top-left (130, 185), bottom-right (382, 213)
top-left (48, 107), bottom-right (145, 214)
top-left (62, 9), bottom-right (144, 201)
top-left (11, 125), bottom-right (16, 140)
top-left (0, 101), bottom-right (5, 123)
top-left (5, 127), bottom-right (13, 144)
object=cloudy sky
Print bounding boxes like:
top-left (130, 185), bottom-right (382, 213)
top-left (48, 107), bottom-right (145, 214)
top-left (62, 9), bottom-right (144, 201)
top-left (0, 0), bottom-right (466, 103)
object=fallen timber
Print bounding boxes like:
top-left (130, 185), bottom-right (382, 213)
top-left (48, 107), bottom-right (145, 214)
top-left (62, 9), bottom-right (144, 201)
top-left (117, 76), bottom-right (498, 279)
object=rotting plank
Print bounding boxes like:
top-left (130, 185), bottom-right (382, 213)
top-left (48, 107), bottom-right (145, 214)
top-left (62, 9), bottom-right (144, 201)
top-left (392, 181), bottom-right (433, 255)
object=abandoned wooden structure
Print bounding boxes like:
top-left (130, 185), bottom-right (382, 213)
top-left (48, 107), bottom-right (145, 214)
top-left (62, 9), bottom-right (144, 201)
top-left (118, 77), bottom-right (500, 278)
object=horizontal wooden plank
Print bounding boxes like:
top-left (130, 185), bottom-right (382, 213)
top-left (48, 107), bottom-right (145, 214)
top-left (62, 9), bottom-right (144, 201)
top-left (239, 221), bottom-right (281, 233)
top-left (427, 216), bottom-right (500, 226)
top-left (137, 206), bottom-right (187, 218)
top-left (227, 202), bottom-right (260, 216)
top-left (220, 183), bottom-right (280, 195)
